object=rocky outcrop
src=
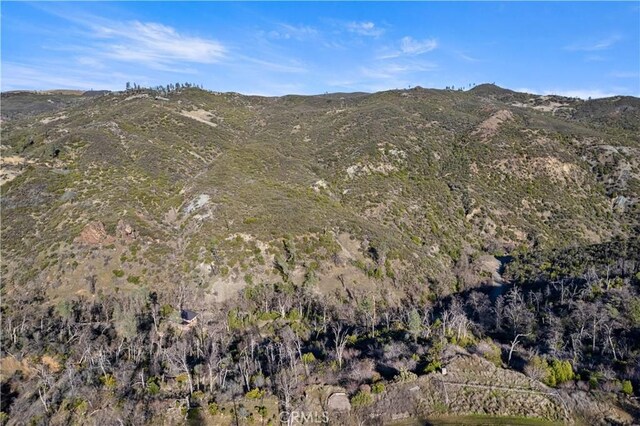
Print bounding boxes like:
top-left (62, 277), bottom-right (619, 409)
top-left (327, 392), bottom-right (351, 412)
top-left (116, 219), bottom-right (138, 241)
top-left (472, 109), bottom-right (514, 140)
top-left (75, 221), bottom-right (114, 245)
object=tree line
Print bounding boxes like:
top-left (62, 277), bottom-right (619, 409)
top-left (1, 237), bottom-right (638, 423)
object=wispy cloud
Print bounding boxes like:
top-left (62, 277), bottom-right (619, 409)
top-left (565, 35), bottom-right (621, 51)
top-left (2, 62), bottom-right (143, 91)
top-left (93, 21), bottom-right (226, 66)
top-left (456, 51), bottom-right (479, 62)
top-left (238, 56), bottom-right (307, 74)
top-left (345, 21), bottom-right (384, 37)
top-left (378, 36), bottom-right (438, 59)
top-left (265, 24), bottom-right (318, 41)
top-left (584, 54), bottom-right (607, 62)
top-left (362, 61), bottom-right (437, 78)
top-left (400, 37), bottom-right (438, 55)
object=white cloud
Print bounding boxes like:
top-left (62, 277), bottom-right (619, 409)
top-left (345, 21), bottom-right (384, 37)
top-left (457, 52), bottom-right (479, 62)
top-left (94, 21), bottom-right (226, 65)
top-left (565, 35), bottom-right (621, 51)
top-left (400, 36), bottom-right (438, 55)
top-left (266, 24), bottom-right (318, 41)
top-left (238, 56), bottom-right (307, 74)
top-left (361, 60), bottom-right (437, 79)
top-left (378, 36), bottom-right (438, 59)
top-left (75, 56), bottom-right (106, 69)
top-left (1, 62), bottom-right (141, 91)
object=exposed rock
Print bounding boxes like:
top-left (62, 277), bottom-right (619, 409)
top-left (59, 190), bottom-right (77, 202)
top-left (75, 221), bottom-right (114, 245)
top-left (327, 392), bottom-right (351, 412)
top-left (184, 194), bottom-right (210, 213)
top-left (612, 195), bottom-right (628, 213)
top-left (179, 109), bottom-right (219, 127)
top-left (473, 255), bottom-right (504, 285)
top-left (472, 109), bottom-right (514, 139)
top-left (116, 219), bottom-right (138, 241)
top-left (311, 179), bottom-right (328, 192)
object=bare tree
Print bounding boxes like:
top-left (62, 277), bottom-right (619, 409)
top-left (508, 333), bottom-right (529, 365)
top-left (330, 322), bottom-right (351, 369)
top-left (166, 338), bottom-right (194, 395)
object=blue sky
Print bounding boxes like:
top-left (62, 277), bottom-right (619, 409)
top-left (2, 2), bottom-right (639, 98)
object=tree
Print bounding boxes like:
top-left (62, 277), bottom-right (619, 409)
top-left (406, 309), bottom-right (422, 342)
top-left (551, 359), bottom-right (574, 384)
top-left (166, 338), bottom-right (194, 395)
top-left (274, 368), bottom-right (296, 415)
top-left (330, 322), bottom-right (350, 369)
top-left (508, 333), bottom-right (528, 365)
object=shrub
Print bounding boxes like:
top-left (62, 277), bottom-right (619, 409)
top-left (176, 373), bottom-right (189, 384)
top-left (147, 377), bottom-right (161, 395)
top-left (126, 275), bottom-right (141, 284)
top-left (350, 390), bottom-right (373, 408)
top-left (112, 269), bottom-right (125, 278)
top-left (424, 360), bottom-right (442, 374)
top-left (622, 380), bottom-right (633, 395)
top-left (100, 374), bottom-right (117, 390)
top-left (530, 358), bottom-right (574, 387)
top-left (301, 352), bottom-right (316, 364)
top-left (371, 382), bottom-right (385, 394)
top-left (245, 388), bottom-right (265, 399)
top-left (589, 373), bottom-right (600, 389)
top-left (394, 367), bottom-right (418, 383)
top-left (160, 304), bottom-right (173, 317)
top-left (208, 402), bottom-right (219, 416)
top-left (551, 359), bottom-right (574, 384)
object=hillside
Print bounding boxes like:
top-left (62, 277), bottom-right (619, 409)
top-left (1, 86), bottom-right (639, 425)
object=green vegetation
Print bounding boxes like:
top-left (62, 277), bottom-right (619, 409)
top-left (126, 275), bottom-right (141, 284)
top-left (1, 86), bottom-right (639, 425)
top-left (245, 388), bottom-right (266, 399)
top-left (350, 390), bottom-right (373, 408)
top-left (371, 382), bottom-right (385, 394)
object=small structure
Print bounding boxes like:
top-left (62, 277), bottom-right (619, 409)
top-left (180, 309), bottom-right (199, 326)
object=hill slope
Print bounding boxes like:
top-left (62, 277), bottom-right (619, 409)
top-left (1, 86), bottom-right (639, 424)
